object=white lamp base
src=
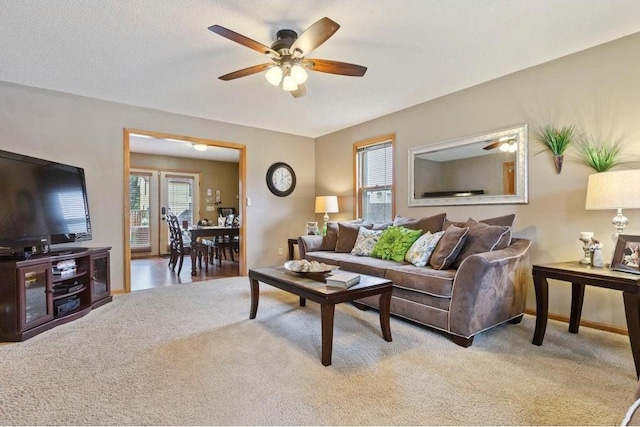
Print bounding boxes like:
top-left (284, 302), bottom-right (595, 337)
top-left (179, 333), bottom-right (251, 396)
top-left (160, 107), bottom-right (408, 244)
top-left (612, 208), bottom-right (629, 242)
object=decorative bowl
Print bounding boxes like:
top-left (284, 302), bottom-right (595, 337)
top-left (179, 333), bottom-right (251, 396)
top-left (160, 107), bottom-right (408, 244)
top-left (284, 260), bottom-right (339, 281)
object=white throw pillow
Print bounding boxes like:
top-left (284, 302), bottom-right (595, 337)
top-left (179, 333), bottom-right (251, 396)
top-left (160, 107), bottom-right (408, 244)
top-left (350, 227), bottom-right (383, 256)
top-left (405, 230), bottom-right (445, 267)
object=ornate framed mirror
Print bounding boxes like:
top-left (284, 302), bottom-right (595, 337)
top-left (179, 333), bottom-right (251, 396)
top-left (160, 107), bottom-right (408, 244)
top-left (408, 124), bottom-right (528, 207)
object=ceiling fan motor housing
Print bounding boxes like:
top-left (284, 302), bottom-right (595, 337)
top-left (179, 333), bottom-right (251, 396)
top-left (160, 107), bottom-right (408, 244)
top-left (271, 29), bottom-right (298, 52)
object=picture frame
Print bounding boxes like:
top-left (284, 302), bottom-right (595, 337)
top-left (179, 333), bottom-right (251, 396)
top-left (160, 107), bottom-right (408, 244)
top-left (611, 234), bottom-right (640, 275)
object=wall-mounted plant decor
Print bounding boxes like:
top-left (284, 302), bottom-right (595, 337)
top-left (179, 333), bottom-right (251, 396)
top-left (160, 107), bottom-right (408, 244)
top-left (577, 135), bottom-right (628, 172)
top-left (535, 124), bottom-right (577, 174)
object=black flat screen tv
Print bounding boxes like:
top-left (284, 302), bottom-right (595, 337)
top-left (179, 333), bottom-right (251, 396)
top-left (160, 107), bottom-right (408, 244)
top-left (0, 149), bottom-right (92, 255)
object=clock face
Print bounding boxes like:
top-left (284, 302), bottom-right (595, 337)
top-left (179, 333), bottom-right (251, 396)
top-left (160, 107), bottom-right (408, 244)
top-left (266, 162), bottom-right (296, 197)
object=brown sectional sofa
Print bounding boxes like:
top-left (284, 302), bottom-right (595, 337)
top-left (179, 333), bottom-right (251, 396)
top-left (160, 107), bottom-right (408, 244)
top-left (297, 214), bottom-right (532, 347)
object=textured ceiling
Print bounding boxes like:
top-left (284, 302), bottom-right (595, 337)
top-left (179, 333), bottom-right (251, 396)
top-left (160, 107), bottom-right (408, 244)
top-left (2, 0), bottom-right (640, 140)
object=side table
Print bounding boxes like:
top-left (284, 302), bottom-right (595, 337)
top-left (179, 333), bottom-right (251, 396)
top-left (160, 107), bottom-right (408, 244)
top-left (287, 238), bottom-right (298, 261)
top-left (532, 261), bottom-right (640, 378)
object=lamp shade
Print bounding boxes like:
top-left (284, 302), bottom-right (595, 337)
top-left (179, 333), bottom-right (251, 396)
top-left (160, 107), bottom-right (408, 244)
top-left (585, 170), bottom-right (640, 210)
top-left (315, 196), bottom-right (339, 214)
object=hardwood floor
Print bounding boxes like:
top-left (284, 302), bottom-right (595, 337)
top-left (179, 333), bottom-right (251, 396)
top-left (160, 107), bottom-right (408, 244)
top-left (131, 254), bottom-right (240, 291)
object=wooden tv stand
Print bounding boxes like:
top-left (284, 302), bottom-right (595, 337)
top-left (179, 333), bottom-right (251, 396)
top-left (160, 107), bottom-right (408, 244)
top-left (0, 247), bottom-right (112, 341)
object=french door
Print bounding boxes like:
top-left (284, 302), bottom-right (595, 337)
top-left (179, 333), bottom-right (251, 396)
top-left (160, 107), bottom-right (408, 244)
top-left (129, 170), bottom-right (199, 256)
top-left (158, 172), bottom-right (200, 255)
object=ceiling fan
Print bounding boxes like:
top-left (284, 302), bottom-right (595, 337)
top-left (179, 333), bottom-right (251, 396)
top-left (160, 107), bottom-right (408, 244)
top-left (208, 17), bottom-right (367, 98)
top-left (483, 136), bottom-right (518, 152)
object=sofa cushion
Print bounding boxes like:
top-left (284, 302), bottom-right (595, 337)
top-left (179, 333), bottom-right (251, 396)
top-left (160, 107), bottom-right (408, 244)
top-left (371, 226), bottom-right (422, 262)
top-left (338, 255), bottom-right (403, 277)
top-left (393, 213), bottom-right (446, 234)
top-left (350, 227), bottom-right (383, 256)
top-left (429, 225), bottom-right (469, 270)
top-left (445, 214), bottom-right (516, 229)
top-left (372, 222), bottom-right (393, 231)
top-left (405, 230), bottom-right (445, 267)
top-left (320, 219), bottom-right (364, 251)
top-left (481, 213), bottom-right (516, 227)
top-left (335, 221), bottom-right (373, 253)
top-left (385, 264), bottom-right (456, 297)
top-left (452, 218), bottom-right (512, 268)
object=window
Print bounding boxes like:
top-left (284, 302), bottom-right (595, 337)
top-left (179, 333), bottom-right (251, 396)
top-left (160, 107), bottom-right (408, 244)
top-left (166, 175), bottom-right (195, 227)
top-left (129, 172), bottom-right (151, 249)
top-left (355, 135), bottom-right (394, 223)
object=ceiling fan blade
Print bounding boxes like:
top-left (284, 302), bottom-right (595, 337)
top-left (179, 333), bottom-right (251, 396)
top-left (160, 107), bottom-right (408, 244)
top-left (218, 63), bottom-right (272, 81)
top-left (483, 140), bottom-right (501, 150)
top-left (290, 17), bottom-right (340, 58)
top-left (209, 25), bottom-right (280, 58)
top-left (290, 83), bottom-right (306, 98)
top-left (303, 59), bottom-right (367, 76)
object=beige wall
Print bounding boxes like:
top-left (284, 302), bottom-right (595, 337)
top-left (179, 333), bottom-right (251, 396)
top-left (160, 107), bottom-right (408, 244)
top-left (130, 152), bottom-right (240, 217)
top-left (0, 82), bottom-right (315, 292)
top-left (315, 32), bottom-right (640, 329)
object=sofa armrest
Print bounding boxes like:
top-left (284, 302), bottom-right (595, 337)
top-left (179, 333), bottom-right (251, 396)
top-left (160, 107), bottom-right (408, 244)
top-left (449, 238), bottom-right (532, 338)
top-left (297, 235), bottom-right (324, 258)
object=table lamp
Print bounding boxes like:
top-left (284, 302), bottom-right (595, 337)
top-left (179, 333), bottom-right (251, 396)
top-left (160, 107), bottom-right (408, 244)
top-left (315, 196), bottom-right (339, 235)
top-left (585, 170), bottom-right (640, 241)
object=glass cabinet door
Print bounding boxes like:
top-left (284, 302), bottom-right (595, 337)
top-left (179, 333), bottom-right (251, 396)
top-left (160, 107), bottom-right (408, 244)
top-left (19, 265), bottom-right (53, 330)
top-left (91, 253), bottom-right (110, 302)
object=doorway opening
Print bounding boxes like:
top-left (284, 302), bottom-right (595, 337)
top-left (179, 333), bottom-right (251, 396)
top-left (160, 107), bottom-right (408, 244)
top-left (123, 128), bottom-right (247, 293)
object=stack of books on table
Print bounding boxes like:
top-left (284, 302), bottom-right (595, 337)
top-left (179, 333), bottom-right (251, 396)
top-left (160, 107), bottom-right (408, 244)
top-left (53, 260), bottom-right (77, 277)
top-left (325, 272), bottom-right (361, 288)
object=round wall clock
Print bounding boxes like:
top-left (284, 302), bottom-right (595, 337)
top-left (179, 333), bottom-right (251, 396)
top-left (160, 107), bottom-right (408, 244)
top-left (266, 162), bottom-right (296, 197)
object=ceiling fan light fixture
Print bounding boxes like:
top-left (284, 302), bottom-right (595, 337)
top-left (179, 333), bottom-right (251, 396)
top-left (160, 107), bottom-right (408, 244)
top-left (499, 142), bottom-right (517, 152)
top-left (192, 143), bottom-right (208, 152)
top-left (282, 75), bottom-right (298, 91)
top-left (265, 66), bottom-right (283, 86)
top-left (290, 64), bottom-right (308, 84)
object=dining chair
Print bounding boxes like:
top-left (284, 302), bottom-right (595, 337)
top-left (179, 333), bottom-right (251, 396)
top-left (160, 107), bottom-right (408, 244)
top-left (202, 214), bottom-right (239, 267)
top-left (167, 212), bottom-right (208, 274)
top-left (217, 207), bottom-right (237, 218)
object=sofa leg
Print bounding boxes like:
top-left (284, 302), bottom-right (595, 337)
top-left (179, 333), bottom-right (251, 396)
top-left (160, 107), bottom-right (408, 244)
top-left (352, 302), bottom-right (370, 311)
top-left (508, 314), bottom-right (524, 324)
top-left (452, 335), bottom-right (474, 348)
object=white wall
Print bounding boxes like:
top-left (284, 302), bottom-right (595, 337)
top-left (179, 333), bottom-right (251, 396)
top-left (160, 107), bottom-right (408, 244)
top-left (0, 82), bottom-right (315, 291)
top-left (315, 32), bottom-right (640, 330)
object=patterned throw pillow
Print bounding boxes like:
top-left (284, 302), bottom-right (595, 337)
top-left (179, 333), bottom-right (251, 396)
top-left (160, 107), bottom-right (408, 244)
top-left (405, 230), bottom-right (445, 267)
top-left (371, 226), bottom-right (423, 262)
top-left (350, 227), bottom-right (383, 256)
top-left (335, 221), bottom-right (373, 253)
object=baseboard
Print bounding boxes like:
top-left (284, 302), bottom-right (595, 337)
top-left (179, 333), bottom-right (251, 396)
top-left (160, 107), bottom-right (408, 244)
top-left (524, 308), bottom-right (628, 336)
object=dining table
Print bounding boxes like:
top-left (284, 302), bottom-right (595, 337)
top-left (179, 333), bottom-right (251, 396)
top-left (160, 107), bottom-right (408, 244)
top-left (187, 225), bottom-right (239, 275)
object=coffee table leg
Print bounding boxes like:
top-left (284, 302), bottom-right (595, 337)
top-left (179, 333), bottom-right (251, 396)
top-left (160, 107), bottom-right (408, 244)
top-left (532, 275), bottom-right (548, 345)
top-left (300, 296), bottom-right (306, 307)
top-left (249, 278), bottom-right (259, 319)
top-left (321, 304), bottom-right (335, 366)
top-left (379, 289), bottom-right (392, 342)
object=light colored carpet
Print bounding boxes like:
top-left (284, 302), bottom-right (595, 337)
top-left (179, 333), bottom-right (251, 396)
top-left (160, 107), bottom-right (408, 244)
top-left (0, 276), bottom-right (636, 425)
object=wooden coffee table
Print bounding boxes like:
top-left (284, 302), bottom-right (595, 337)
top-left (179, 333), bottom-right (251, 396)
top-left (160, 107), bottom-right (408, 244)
top-left (248, 265), bottom-right (393, 366)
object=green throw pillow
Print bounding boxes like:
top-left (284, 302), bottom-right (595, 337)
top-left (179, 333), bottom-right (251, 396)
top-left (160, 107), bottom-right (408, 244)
top-left (371, 226), bottom-right (422, 262)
